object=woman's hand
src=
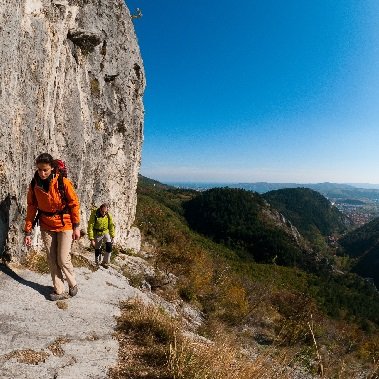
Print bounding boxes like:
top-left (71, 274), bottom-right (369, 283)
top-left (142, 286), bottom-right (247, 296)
top-left (24, 235), bottom-right (32, 247)
top-left (72, 227), bottom-right (81, 240)
top-left (91, 239), bottom-right (96, 248)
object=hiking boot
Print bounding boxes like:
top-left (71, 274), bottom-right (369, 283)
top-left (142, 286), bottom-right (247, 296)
top-left (69, 285), bottom-right (78, 297)
top-left (50, 292), bottom-right (67, 301)
top-left (101, 262), bottom-right (109, 269)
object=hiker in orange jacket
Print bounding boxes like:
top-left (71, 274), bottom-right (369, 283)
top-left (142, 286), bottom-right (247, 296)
top-left (24, 153), bottom-right (81, 301)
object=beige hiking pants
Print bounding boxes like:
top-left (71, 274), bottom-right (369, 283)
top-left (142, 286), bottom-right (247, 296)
top-left (41, 230), bottom-right (76, 295)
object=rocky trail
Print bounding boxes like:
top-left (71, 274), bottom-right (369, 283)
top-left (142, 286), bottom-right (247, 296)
top-left (0, 253), bottom-right (144, 379)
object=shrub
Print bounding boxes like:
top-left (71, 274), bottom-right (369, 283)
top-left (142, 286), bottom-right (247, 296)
top-left (23, 250), bottom-right (49, 274)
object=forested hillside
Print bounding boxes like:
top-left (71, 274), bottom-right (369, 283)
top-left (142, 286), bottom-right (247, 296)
top-left (263, 187), bottom-right (350, 252)
top-left (183, 187), bottom-right (313, 268)
top-left (339, 217), bottom-right (379, 257)
top-left (339, 217), bottom-right (379, 287)
top-left (133, 176), bottom-right (379, 378)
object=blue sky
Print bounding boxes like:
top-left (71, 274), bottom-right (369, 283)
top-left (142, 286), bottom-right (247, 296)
top-left (126, 0), bottom-right (379, 184)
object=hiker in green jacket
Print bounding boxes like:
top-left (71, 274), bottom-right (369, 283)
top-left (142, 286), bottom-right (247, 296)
top-left (87, 203), bottom-right (115, 268)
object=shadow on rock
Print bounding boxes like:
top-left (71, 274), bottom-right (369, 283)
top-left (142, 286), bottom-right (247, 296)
top-left (0, 263), bottom-right (52, 300)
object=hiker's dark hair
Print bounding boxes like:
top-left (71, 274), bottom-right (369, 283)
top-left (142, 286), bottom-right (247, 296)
top-left (35, 153), bottom-right (54, 166)
top-left (31, 154), bottom-right (69, 228)
top-left (100, 203), bottom-right (109, 209)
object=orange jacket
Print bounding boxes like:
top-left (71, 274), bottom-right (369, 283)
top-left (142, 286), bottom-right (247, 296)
top-left (24, 174), bottom-right (80, 234)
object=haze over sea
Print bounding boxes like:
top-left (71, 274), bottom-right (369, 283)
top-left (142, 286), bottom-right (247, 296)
top-left (165, 182), bottom-right (379, 192)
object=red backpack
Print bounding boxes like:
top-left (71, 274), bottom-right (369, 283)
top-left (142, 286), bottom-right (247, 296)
top-left (54, 159), bottom-right (68, 178)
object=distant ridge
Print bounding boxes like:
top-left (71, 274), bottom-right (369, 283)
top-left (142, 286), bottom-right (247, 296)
top-left (166, 181), bottom-right (360, 191)
top-left (234, 182), bottom-right (356, 193)
top-left (165, 181), bottom-right (379, 200)
top-left (345, 183), bottom-right (379, 190)
top-left (139, 175), bottom-right (175, 190)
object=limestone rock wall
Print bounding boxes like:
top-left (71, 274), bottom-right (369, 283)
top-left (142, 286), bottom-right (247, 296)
top-left (0, 0), bottom-right (145, 260)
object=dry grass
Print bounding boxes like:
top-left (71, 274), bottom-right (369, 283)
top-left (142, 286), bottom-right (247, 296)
top-left (47, 337), bottom-right (70, 357)
top-left (110, 299), bottom-right (176, 379)
top-left (2, 349), bottom-right (49, 365)
top-left (56, 300), bottom-right (68, 310)
top-left (122, 266), bottom-right (145, 288)
top-left (71, 253), bottom-right (97, 271)
top-left (109, 299), bottom-right (311, 379)
top-left (23, 249), bottom-right (50, 274)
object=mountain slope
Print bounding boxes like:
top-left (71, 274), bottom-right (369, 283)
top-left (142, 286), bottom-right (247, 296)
top-left (339, 217), bottom-right (379, 258)
top-left (182, 187), bottom-right (314, 268)
top-left (353, 245), bottom-right (379, 287)
top-left (231, 182), bottom-right (379, 201)
top-left (133, 177), bottom-right (379, 377)
top-left (339, 217), bottom-right (379, 286)
top-left (262, 188), bottom-right (349, 251)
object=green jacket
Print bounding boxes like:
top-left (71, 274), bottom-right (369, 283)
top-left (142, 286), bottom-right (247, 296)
top-left (87, 208), bottom-right (115, 240)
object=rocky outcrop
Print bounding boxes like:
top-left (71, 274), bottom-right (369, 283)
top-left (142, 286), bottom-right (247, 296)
top-left (0, 0), bottom-right (145, 260)
top-left (260, 205), bottom-right (313, 253)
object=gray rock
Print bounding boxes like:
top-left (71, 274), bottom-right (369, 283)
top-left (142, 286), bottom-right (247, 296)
top-left (124, 226), bottom-right (141, 253)
top-left (0, 0), bottom-right (145, 260)
top-left (115, 253), bottom-right (156, 278)
top-left (0, 264), bottom-right (147, 379)
top-left (179, 301), bottom-right (204, 329)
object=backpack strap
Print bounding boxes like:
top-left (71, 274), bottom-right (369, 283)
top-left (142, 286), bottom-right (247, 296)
top-left (57, 174), bottom-right (69, 226)
top-left (94, 209), bottom-right (110, 221)
top-left (57, 173), bottom-right (67, 203)
top-left (93, 208), bottom-right (111, 232)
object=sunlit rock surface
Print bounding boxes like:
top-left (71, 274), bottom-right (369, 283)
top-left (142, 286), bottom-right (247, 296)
top-left (0, 0), bottom-right (145, 259)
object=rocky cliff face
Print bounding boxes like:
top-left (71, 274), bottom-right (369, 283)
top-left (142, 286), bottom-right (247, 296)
top-left (0, 0), bottom-right (145, 260)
